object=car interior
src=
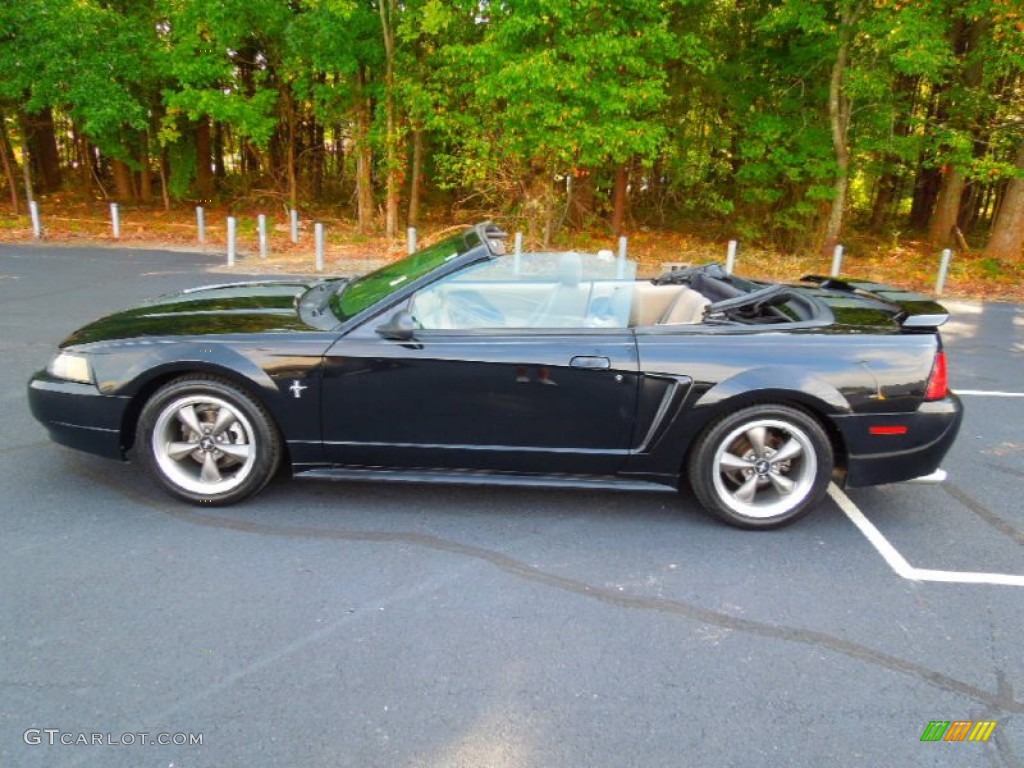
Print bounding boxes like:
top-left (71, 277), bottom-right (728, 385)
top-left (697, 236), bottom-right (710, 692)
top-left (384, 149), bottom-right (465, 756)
top-left (407, 253), bottom-right (821, 331)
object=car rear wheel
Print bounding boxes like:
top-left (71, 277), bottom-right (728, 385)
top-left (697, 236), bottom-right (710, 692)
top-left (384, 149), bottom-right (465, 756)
top-left (136, 376), bottom-right (281, 505)
top-left (688, 404), bottom-right (833, 529)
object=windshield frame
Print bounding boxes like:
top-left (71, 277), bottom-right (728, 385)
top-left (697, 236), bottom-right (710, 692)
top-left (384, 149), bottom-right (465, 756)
top-left (329, 228), bottom-right (490, 324)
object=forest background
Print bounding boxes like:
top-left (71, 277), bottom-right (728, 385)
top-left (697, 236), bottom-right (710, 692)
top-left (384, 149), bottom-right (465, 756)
top-left (0, 0), bottom-right (1022, 294)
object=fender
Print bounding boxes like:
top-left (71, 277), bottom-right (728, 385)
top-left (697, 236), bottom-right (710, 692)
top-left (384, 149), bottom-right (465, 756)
top-left (92, 342), bottom-right (283, 398)
top-left (86, 338), bottom-right (333, 457)
top-left (692, 366), bottom-right (853, 415)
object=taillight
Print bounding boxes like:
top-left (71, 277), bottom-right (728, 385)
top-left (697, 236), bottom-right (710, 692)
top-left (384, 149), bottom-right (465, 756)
top-left (924, 350), bottom-right (948, 401)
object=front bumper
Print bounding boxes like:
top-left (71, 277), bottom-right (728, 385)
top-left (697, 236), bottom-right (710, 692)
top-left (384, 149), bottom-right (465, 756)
top-left (833, 393), bottom-right (963, 487)
top-left (28, 372), bottom-right (130, 460)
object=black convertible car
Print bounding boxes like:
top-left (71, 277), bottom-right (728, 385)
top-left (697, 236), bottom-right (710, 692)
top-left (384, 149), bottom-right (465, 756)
top-left (29, 222), bottom-right (962, 528)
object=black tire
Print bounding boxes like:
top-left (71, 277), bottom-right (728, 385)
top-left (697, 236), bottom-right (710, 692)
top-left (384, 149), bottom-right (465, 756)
top-left (136, 375), bottom-right (281, 505)
top-left (687, 403), bottom-right (833, 529)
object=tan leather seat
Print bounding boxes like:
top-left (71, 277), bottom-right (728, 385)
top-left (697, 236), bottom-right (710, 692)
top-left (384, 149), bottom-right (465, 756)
top-left (628, 284), bottom-right (683, 326)
top-left (658, 287), bottom-right (710, 324)
top-left (628, 283), bottom-right (709, 326)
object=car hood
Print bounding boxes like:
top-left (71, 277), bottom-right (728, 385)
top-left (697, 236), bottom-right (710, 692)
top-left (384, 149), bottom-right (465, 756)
top-left (61, 280), bottom-right (322, 346)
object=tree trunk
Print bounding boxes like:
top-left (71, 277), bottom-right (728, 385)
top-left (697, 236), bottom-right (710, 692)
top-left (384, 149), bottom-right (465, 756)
top-left (959, 177), bottom-right (982, 232)
top-left (407, 129), bottom-right (423, 227)
top-left (928, 165), bottom-right (966, 246)
top-left (379, 0), bottom-right (400, 239)
top-left (111, 158), bottom-right (135, 201)
top-left (984, 144), bottom-right (1024, 261)
top-left (611, 162), bottom-right (628, 236)
top-left (310, 111), bottom-right (324, 198)
top-left (869, 74), bottom-right (917, 232)
top-left (138, 165), bottom-right (152, 202)
top-left (909, 166), bottom-right (942, 229)
top-left (822, 7), bottom-right (855, 255)
top-left (243, 140), bottom-right (262, 178)
top-left (567, 168), bottom-right (594, 230)
top-left (239, 130), bottom-right (251, 175)
top-left (21, 135), bottom-right (35, 206)
top-left (869, 174), bottom-right (899, 231)
top-left (195, 117), bottom-right (214, 199)
top-left (75, 129), bottom-right (92, 191)
top-left (22, 108), bottom-right (63, 192)
top-left (927, 15), bottom-right (989, 245)
top-left (139, 135), bottom-right (153, 203)
top-left (355, 67), bottom-right (375, 234)
top-left (0, 114), bottom-right (20, 214)
top-left (332, 123), bottom-right (344, 185)
top-left (284, 87), bottom-right (298, 210)
top-left (213, 122), bottom-right (226, 181)
top-left (978, 183), bottom-right (997, 230)
top-left (543, 172), bottom-right (558, 248)
top-left (158, 149), bottom-right (171, 212)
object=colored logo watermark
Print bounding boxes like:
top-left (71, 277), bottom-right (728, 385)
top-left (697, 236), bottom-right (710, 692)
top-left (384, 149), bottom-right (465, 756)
top-left (921, 720), bottom-right (997, 742)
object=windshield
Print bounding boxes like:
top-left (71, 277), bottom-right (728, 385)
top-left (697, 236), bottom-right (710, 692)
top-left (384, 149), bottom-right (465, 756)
top-left (329, 230), bottom-right (483, 322)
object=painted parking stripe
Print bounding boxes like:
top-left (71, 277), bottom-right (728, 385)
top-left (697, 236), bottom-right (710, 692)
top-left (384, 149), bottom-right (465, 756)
top-left (955, 390), bottom-right (1024, 397)
top-left (827, 485), bottom-right (916, 580)
top-left (828, 484), bottom-right (1024, 588)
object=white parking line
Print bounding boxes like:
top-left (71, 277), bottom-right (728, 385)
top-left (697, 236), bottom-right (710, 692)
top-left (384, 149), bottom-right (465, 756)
top-left (955, 390), bottom-right (1024, 397)
top-left (828, 484), bottom-right (1024, 587)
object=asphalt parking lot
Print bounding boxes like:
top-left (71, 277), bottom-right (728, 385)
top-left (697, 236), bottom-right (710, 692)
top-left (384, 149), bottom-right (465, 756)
top-left (1, 244), bottom-right (1022, 768)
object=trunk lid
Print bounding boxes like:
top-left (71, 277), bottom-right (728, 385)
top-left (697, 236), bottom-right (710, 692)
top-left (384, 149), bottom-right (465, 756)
top-left (800, 275), bottom-right (950, 330)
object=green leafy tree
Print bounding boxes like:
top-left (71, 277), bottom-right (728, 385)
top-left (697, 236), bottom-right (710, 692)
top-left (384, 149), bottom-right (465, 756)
top-left (0, 0), bottom-right (158, 197)
top-left (158, 0), bottom-right (287, 198)
top-left (425, 0), bottom-right (677, 241)
top-left (286, 0), bottom-right (383, 229)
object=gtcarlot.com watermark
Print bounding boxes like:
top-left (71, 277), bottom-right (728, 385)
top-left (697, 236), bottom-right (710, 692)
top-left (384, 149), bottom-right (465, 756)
top-left (24, 729), bottom-right (203, 747)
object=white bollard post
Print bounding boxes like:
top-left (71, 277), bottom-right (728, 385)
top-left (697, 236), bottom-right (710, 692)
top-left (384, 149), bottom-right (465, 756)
top-left (315, 222), bottom-right (325, 272)
top-left (110, 203), bottom-right (120, 239)
top-left (617, 235), bottom-right (628, 279)
top-left (830, 244), bottom-right (844, 277)
top-left (258, 214), bottom-right (268, 258)
top-left (936, 249), bottom-right (953, 296)
top-left (407, 226), bottom-right (417, 255)
top-left (827, 244), bottom-right (843, 278)
top-left (514, 232), bottom-right (523, 273)
top-left (290, 209), bottom-right (299, 244)
top-left (227, 216), bottom-right (237, 266)
top-left (29, 200), bottom-right (41, 239)
top-left (196, 206), bottom-right (205, 244)
top-left (726, 240), bottom-right (738, 274)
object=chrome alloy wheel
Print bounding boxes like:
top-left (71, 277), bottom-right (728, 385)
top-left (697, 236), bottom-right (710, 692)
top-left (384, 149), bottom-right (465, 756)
top-left (151, 394), bottom-right (258, 495)
top-left (710, 418), bottom-right (818, 520)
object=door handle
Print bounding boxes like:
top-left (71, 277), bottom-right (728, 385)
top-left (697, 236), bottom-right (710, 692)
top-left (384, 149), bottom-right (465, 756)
top-left (570, 355), bottom-right (611, 370)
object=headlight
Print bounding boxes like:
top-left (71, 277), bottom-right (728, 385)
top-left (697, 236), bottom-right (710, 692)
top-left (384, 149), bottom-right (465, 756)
top-left (47, 351), bottom-right (93, 384)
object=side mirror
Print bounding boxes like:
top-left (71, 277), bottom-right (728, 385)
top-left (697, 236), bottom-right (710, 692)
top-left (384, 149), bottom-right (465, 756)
top-left (376, 309), bottom-right (417, 341)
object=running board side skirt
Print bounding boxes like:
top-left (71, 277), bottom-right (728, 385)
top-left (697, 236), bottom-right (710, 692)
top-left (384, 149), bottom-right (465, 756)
top-left (295, 467), bottom-right (677, 493)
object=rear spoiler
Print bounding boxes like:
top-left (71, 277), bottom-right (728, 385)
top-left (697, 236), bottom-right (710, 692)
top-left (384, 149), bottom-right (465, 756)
top-left (801, 275), bottom-right (949, 328)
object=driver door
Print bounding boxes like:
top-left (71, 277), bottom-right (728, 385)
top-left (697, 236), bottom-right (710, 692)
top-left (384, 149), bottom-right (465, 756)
top-left (319, 254), bottom-right (640, 475)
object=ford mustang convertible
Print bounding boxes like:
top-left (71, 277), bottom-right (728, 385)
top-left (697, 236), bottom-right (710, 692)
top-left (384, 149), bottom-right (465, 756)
top-left (28, 222), bottom-right (962, 528)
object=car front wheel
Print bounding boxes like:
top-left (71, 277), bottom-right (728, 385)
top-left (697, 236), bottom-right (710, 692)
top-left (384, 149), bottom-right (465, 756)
top-left (136, 375), bottom-right (281, 505)
top-left (688, 404), bottom-right (833, 529)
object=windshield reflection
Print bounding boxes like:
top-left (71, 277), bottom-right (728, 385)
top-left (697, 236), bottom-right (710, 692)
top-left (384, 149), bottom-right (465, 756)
top-left (330, 229), bottom-right (483, 322)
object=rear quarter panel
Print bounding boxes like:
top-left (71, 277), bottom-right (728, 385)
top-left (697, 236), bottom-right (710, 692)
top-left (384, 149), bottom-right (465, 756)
top-left (625, 326), bottom-right (940, 478)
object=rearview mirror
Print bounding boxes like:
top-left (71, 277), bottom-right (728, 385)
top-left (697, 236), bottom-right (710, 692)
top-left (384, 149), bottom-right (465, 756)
top-left (376, 309), bottom-right (417, 341)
